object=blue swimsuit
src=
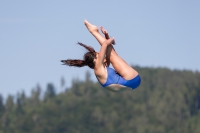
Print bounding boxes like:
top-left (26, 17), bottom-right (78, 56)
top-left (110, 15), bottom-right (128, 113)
top-left (99, 67), bottom-right (141, 90)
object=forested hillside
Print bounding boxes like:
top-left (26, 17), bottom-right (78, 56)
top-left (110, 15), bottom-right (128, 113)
top-left (0, 66), bottom-right (200, 133)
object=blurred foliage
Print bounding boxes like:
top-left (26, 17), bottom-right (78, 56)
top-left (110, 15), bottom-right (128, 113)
top-left (0, 66), bottom-right (200, 133)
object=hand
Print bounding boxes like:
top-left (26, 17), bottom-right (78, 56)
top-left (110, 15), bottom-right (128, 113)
top-left (100, 26), bottom-right (109, 39)
top-left (100, 26), bottom-right (115, 45)
top-left (103, 38), bottom-right (115, 46)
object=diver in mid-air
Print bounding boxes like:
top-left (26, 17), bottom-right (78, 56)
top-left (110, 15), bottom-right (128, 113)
top-left (61, 20), bottom-right (141, 92)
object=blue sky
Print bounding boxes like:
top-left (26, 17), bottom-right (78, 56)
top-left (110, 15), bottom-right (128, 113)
top-left (0, 1), bottom-right (200, 98)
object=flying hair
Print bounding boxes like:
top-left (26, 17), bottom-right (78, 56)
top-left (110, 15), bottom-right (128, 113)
top-left (61, 42), bottom-right (96, 69)
top-left (77, 42), bottom-right (95, 53)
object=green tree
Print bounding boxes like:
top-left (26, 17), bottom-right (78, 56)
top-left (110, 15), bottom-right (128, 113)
top-left (0, 94), bottom-right (4, 116)
top-left (44, 83), bottom-right (56, 101)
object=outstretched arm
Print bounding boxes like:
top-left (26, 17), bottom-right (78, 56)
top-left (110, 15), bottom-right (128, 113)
top-left (100, 26), bottom-right (116, 67)
top-left (95, 38), bottom-right (115, 68)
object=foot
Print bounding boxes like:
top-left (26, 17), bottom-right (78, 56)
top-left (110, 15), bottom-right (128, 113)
top-left (100, 26), bottom-right (108, 35)
top-left (84, 19), bottom-right (99, 33)
top-left (100, 26), bottom-right (115, 44)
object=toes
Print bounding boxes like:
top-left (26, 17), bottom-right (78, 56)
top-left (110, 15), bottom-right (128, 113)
top-left (100, 26), bottom-right (107, 34)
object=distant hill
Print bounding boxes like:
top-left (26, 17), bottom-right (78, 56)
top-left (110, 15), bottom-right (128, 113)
top-left (0, 66), bottom-right (200, 133)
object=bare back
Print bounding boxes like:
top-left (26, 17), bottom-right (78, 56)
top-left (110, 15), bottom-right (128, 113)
top-left (94, 64), bottom-right (107, 85)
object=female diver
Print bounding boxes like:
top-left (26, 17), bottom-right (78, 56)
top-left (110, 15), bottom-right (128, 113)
top-left (61, 20), bottom-right (141, 92)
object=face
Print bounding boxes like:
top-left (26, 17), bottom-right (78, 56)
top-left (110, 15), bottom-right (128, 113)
top-left (93, 52), bottom-right (98, 63)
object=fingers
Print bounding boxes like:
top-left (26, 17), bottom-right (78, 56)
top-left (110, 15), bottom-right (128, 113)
top-left (100, 26), bottom-right (110, 39)
top-left (112, 38), bottom-right (116, 45)
top-left (110, 38), bottom-right (116, 45)
top-left (106, 38), bottom-right (115, 46)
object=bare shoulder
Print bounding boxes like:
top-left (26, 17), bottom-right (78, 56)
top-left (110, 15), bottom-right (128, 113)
top-left (94, 65), bottom-right (107, 77)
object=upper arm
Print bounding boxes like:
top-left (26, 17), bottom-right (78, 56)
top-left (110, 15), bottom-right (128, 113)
top-left (95, 43), bottom-right (108, 68)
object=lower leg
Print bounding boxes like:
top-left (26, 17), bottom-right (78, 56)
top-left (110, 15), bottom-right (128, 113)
top-left (84, 20), bottom-right (117, 58)
top-left (84, 20), bottom-right (138, 79)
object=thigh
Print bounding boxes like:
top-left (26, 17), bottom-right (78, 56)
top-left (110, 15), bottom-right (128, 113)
top-left (110, 53), bottom-right (138, 80)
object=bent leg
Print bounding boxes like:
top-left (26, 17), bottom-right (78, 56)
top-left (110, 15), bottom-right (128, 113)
top-left (84, 20), bottom-right (138, 80)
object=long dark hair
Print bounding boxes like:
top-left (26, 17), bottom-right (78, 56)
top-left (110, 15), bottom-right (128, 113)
top-left (61, 42), bottom-right (96, 69)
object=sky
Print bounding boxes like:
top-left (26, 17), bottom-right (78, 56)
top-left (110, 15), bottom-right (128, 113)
top-left (0, 0), bottom-right (200, 98)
